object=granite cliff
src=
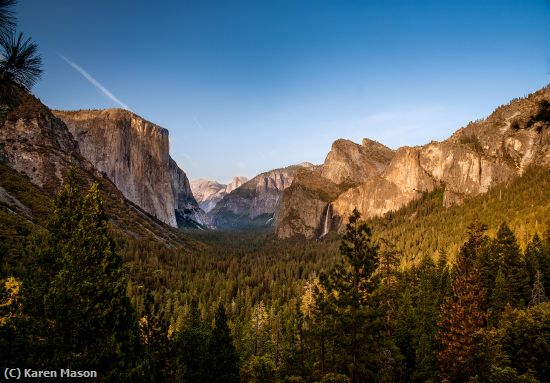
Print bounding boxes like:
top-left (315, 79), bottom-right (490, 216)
top-left (276, 139), bottom-right (394, 238)
top-left (54, 109), bottom-right (206, 229)
top-left (208, 163), bottom-right (315, 229)
top-left (0, 82), bottom-right (191, 246)
top-left (277, 84), bottom-right (550, 238)
top-left (190, 176), bottom-right (248, 213)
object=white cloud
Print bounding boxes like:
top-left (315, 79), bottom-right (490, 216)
top-left (59, 54), bottom-right (131, 111)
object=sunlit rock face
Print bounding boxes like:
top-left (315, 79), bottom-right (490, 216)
top-left (277, 85), bottom-right (550, 238)
top-left (54, 109), bottom-right (206, 228)
top-left (208, 163), bottom-right (316, 229)
top-left (191, 176), bottom-right (248, 213)
top-left (0, 83), bottom-right (192, 245)
top-left (276, 139), bottom-right (395, 239)
top-left (320, 138), bottom-right (394, 185)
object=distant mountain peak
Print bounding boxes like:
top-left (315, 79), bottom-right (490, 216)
top-left (190, 176), bottom-right (248, 213)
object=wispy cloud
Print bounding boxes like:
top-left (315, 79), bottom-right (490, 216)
top-left (193, 117), bottom-right (204, 130)
top-left (59, 54), bottom-right (131, 111)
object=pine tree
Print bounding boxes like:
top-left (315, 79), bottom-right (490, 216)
top-left (493, 222), bottom-right (530, 306)
top-left (208, 303), bottom-right (240, 383)
top-left (529, 271), bottom-right (547, 306)
top-left (475, 236), bottom-right (496, 304)
top-left (139, 290), bottom-right (170, 382)
top-left (394, 287), bottom-right (416, 376)
top-left (319, 208), bottom-right (381, 383)
top-left (251, 301), bottom-right (269, 356)
top-left (378, 237), bottom-right (400, 332)
top-left (437, 221), bottom-right (488, 382)
top-left (306, 279), bottom-right (332, 380)
top-left (537, 231), bottom-right (550, 290)
top-left (172, 298), bottom-right (211, 383)
top-left (492, 266), bottom-right (508, 320)
top-left (525, 234), bottom-right (543, 286)
top-left (412, 255), bottom-right (442, 382)
top-left (44, 181), bottom-right (143, 381)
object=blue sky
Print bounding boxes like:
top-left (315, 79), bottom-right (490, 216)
top-left (17, 0), bottom-right (550, 183)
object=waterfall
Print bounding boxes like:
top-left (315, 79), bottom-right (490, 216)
top-left (320, 203), bottom-right (332, 238)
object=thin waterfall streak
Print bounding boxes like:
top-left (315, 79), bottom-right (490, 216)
top-left (321, 203), bottom-right (331, 238)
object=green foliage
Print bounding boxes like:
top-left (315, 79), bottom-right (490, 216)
top-left (368, 167), bottom-right (550, 263)
top-left (0, 0), bottom-right (16, 37)
top-left (0, 31), bottom-right (42, 89)
top-left (313, 209), bottom-right (392, 382)
top-left (498, 303), bottom-right (550, 382)
top-left (320, 372), bottom-right (350, 383)
top-left (492, 222), bottom-right (530, 306)
top-left (172, 326), bottom-right (210, 382)
top-left (2, 173), bottom-right (146, 380)
top-left (241, 355), bottom-right (278, 383)
top-left (209, 303), bottom-right (240, 383)
top-left (437, 221), bottom-right (489, 382)
top-left (491, 267), bottom-right (508, 319)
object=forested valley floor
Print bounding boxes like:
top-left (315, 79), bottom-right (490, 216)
top-left (1, 167), bottom-right (550, 382)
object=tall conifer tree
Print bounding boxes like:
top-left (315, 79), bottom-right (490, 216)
top-left (208, 303), bottom-right (240, 383)
top-left (319, 208), bottom-right (382, 383)
top-left (44, 178), bottom-right (143, 381)
top-left (493, 223), bottom-right (530, 306)
top-left (437, 220), bottom-right (488, 382)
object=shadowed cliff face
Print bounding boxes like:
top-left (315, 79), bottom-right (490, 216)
top-left (208, 163), bottom-right (316, 229)
top-left (277, 84), bottom-right (550, 239)
top-left (54, 109), bottom-right (206, 228)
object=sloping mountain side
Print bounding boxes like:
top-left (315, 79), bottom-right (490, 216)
top-left (190, 176), bottom-right (248, 213)
top-left (277, 84), bottom-right (550, 238)
top-left (208, 162), bottom-right (316, 229)
top-left (367, 166), bottom-right (550, 265)
top-left (53, 109), bottom-right (207, 229)
top-left (0, 83), bottom-right (194, 252)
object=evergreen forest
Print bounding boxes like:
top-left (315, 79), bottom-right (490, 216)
top-left (1, 167), bottom-right (550, 382)
top-left (1, 1), bottom-right (550, 381)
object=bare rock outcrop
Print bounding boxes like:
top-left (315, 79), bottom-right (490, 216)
top-left (277, 84), bottom-right (550, 238)
top-left (320, 138), bottom-right (394, 185)
top-left (0, 84), bottom-right (81, 192)
top-left (54, 109), bottom-right (205, 228)
top-left (277, 139), bottom-right (394, 238)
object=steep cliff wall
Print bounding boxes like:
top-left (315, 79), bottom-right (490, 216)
top-left (277, 84), bottom-right (550, 238)
top-left (277, 139), bottom-right (394, 238)
top-left (0, 83), bottom-right (191, 246)
top-left (54, 109), bottom-right (205, 228)
top-left (320, 138), bottom-right (394, 185)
